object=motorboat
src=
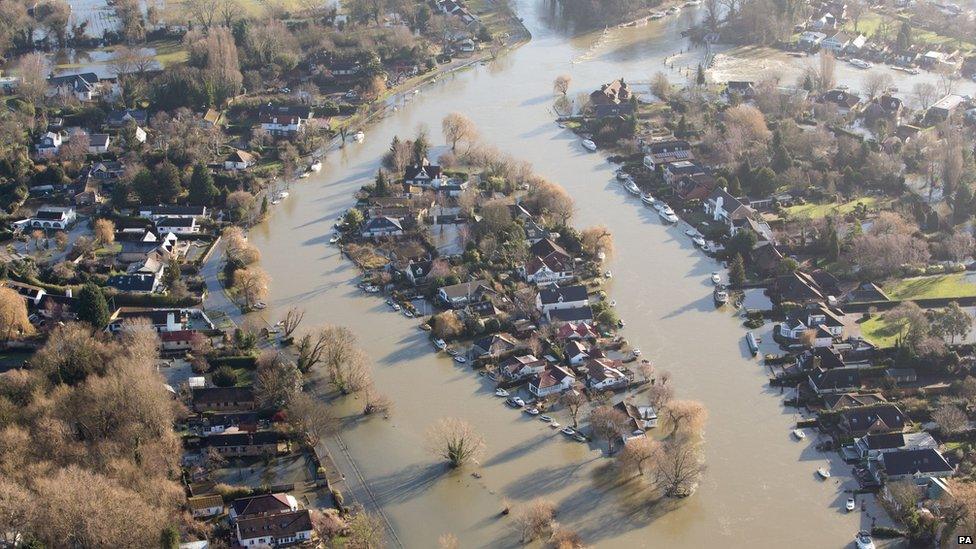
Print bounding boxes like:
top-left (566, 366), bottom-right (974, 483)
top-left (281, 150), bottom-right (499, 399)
top-left (747, 332), bottom-right (760, 356)
top-left (597, 251), bottom-right (606, 261)
top-left (618, 319), bottom-right (626, 328)
top-left (846, 498), bottom-right (856, 512)
top-left (271, 199), bottom-right (281, 205)
top-left (495, 388), bottom-right (510, 397)
top-left (513, 397), bottom-right (526, 407)
top-left (581, 139), bottom-right (597, 151)
top-left (660, 205), bottom-right (675, 216)
top-left (692, 235), bottom-right (706, 248)
top-left (625, 181), bottom-right (641, 195)
top-left (641, 193), bottom-right (656, 206)
top-left (446, 348), bottom-right (458, 356)
top-left (402, 309), bottom-right (413, 318)
top-left (353, 130), bottom-right (365, 142)
top-left (550, 421), bottom-right (560, 428)
top-left (453, 355), bottom-right (467, 364)
top-left (309, 160), bottom-right (322, 172)
top-left (616, 170), bottom-right (631, 181)
top-left (667, 6), bottom-right (681, 14)
top-left (711, 272), bottom-right (721, 285)
top-left (539, 415), bottom-right (553, 423)
top-left (855, 531), bottom-right (875, 549)
top-left (817, 467), bottom-right (831, 479)
top-left (849, 58), bottom-right (872, 69)
top-left (253, 302), bottom-right (267, 310)
top-left (604, 270), bottom-right (613, 279)
top-left (557, 122), bottom-right (566, 128)
top-left (660, 211), bottom-right (679, 223)
top-left (609, 300), bottom-right (617, 307)
top-left (433, 338), bottom-right (447, 350)
top-left (649, 11), bottom-right (665, 19)
top-left (714, 287), bottom-right (729, 305)
top-left (391, 303), bottom-right (401, 311)
top-left (276, 191), bottom-right (289, 200)
top-left (633, 348), bottom-right (641, 356)
top-left (524, 407), bottom-right (540, 416)
top-left (560, 427), bottom-right (576, 436)
top-left (684, 229), bottom-right (697, 237)
top-left (792, 428), bottom-right (805, 440)
top-left (573, 434), bottom-right (587, 443)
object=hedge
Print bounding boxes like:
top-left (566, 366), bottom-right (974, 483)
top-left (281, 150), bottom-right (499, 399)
top-left (208, 355), bottom-right (258, 370)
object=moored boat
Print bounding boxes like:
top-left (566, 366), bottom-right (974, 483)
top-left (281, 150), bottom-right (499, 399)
top-left (711, 272), bottom-right (721, 285)
top-left (353, 130), bottom-right (365, 142)
top-left (495, 388), bottom-right (509, 397)
top-left (714, 287), bottom-right (729, 305)
top-left (855, 531), bottom-right (875, 549)
top-left (309, 160), bottom-right (322, 172)
top-left (817, 467), bottom-right (831, 479)
top-left (660, 210), bottom-right (678, 223)
top-left (640, 193), bottom-right (656, 206)
top-left (581, 139), bottom-right (597, 151)
top-left (746, 332), bottom-right (759, 356)
top-left (792, 428), bottom-right (805, 440)
top-left (625, 181), bottom-right (641, 195)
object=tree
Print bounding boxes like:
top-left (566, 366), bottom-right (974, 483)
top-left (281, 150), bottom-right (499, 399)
top-left (441, 113), bottom-right (478, 152)
top-left (560, 390), bottom-right (587, 428)
top-left (618, 436), bottom-right (662, 476)
top-left (187, 164), bottom-right (218, 206)
top-left (0, 287), bottom-right (33, 343)
top-left (412, 126), bottom-right (430, 163)
top-left (663, 399), bottom-right (707, 439)
top-left (286, 392), bottom-right (337, 445)
top-left (589, 406), bottom-right (629, 455)
top-left (695, 63), bottom-right (706, 87)
top-left (0, 478), bottom-right (34, 547)
top-left (886, 302), bottom-right (930, 349)
top-left (326, 348), bottom-right (370, 395)
top-left (254, 351), bottom-right (300, 408)
top-left (280, 308), bottom-right (305, 339)
top-left (233, 267), bottom-right (270, 309)
top-left (580, 225), bottom-right (614, 258)
top-left (528, 179), bottom-right (574, 225)
top-left (425, 417), bottom-right (485, 467)
top-left (818, 50), bottom-right (835, 92)
top-left (513, 498), bottom-right (556, 542)
top-left (651, 71), bottom-right (671, 100)
top-left (76, 283), bottom-right (110, 328)
top-left (346, 511), bottom-right (386, 548)
top-left (223, 226), bottom-right (261, 267)
top-left (933, 403), bottom-right (968, 435)
top-left (653, 436), bottom-right (706, 497)
top-left (344, 208), bottom-right (364, 227)
top-left (896, 19), bottom-right (912, 51)
top-left (227, 191), bottom-right (256, 223)
top-left (155, 161), bottom-right (183, 204)
top-left (373, 170), bottom-right (390, 197)
top-left (553, 74), bottom-right (571, 95)
top-left (160, 525), bottom-right (179, 549)
top-left (729, 254), bottom-right (746, 287)
top-left (94, 219), bottom-right (115, 247)
top-left (15, 52), bottom-right (50, 107)
top-left (932, 302), bottom-right (972, 345)
top-left (863, 72), bottom-right (893, 99)
top-left (912, 82), bottom-right (937, 110)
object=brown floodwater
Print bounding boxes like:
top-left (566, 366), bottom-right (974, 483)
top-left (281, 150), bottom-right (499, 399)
top-left (247, 3), bottom-right (940, 546)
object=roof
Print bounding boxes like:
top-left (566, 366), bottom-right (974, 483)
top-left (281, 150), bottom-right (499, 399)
top-left (530, 365), bottom-right (574, 389)
top-left (439, 279), bottom-right (488, 299)
top-left (258, 104), bottom-right (311, 123)
top-left (645, 139), bottom-right (692, 155)
top-left (549, 306), bottom-right (594, 322)
top-left (590, 79), bottom-right (632, 105)
top-left (237, 510), bottom-right (312, 540)
top-left (707, 187), bottom-right (747, 214)
top-left (881, 449), bottom-right (953, 476)
top-left (823, 392), bottom-right (887, 410)
top-left (231, 493), bottom-right (294, 518)
top-left (841, 404), bottom-right (906, 433)
top-left (105, 273), bottom-right (157, 292)
top-left (799, 347), bottom-right (846, 370)
top-left (404, 164), bottom-right (442, 181)
top-left (363, 216), bottom-right (403, 232)
top-left (528, 238), bottom-right (570, 259)
top-left (160, 329), bottom-right (196, 342)
top-left (473, 333), bottom-right (518, 354)
top-left (586, 358), bottom-right (626, 382)
top-left (192, 386), bottom-right (255, 406)
top-left (809, 366), bottom-right (861, 391)
top-left (848, 282), bottom-right (889, 302)
top-left (156, 216), bottom-right (195, 228)
top-left (89, 134), bottom-right (110, 147)
top-left (823, 89), bottom-right (861, 108)
top-left (226, 149), bottom-right (255, 164)
top-left (861, 432), bottom-right (906, 450)
top-left (538, 285), bottom-right (588, 305)
top-left (106, 109), bottom-right (148, 125)
top-left (188, 494), bottom-right (223, 511)
top-left (140, 205), bottom-right (207, 216)
top-left (205, 431), bottom-right (280, 448)
top-left (930, 94), bottom-right (965, 112)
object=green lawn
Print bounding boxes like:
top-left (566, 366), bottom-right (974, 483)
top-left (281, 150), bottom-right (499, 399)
top-left (884, 273), bottom-right (976, 300)
top-left (858, 315), bottom-right (901, 348)
top-left (783, 196), bottom-right (886, 219)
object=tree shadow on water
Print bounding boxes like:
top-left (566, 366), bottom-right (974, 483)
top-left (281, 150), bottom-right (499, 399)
top-left (364, 461), bottom-right (449, 505)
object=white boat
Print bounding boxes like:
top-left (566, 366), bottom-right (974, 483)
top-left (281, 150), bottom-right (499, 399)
top-left (329, 236), bottom-right (339, 244)
top-left (581, 139), bottom-right (597, 151)
top-left (846, 497), bottom-right (856, 512)
top-left (649, 11), bottom-right (665, 19)
top-left (653, 201), bottom-right (664, 212)
top-left (714, 288), bottom-right (728, 304)
top-left (711, 272), bottom-right (721, 285)
top-left (817, 467), bottom-right (831, 479)
top-left (792, 428), bottom-right (806, 440)
top-left (692, 235), bottom-right (706, 248)
top-left (495, 388), bottom-right (509, 397)
top-left (271, 199), bottom-right (281, 205)
top-left (660, 205), bottom-right (675, 216)
top-left (609, 300), bottom-right (616, 307)
top-left (616, 171), bottom-right (630, 181)
top-left (667, 6), bottom-right (681, 14)
top-left (550, 421), bottom-right (560, 428)
top-left (309, 160), bottom-right (322, 172)
top-left (513, 397), bottom-right (525, 407)
top-left (433, 338), bottom-right (447, 350)
top-left (632, 348), bottom-right (641, 356)
top-left (353, 130), bottom-right (365, 142)
top-left (684, 229), bottom-right (697, 237)
top-left (604, 270), bottom-right (613, 279)
top-left (539, 415), bottom-right (553, 423)
top-left (597, 251), bottom-right (606, 261)
top-left (454, 356), bottom-right (467, 364)
top-left (849, 58), bottom-right (872, 69)
top-left (276, 192), bottom-right (289, 201)
top-left (625, 181), bottom-right (641, 195)
top-left (640, 193), bottom-right (656, 206)
top-left (524, 407), bottom-right (540, 416)
top-left (299, 172), bottom-right (310, 179)
top-left (855, 531), bottom-right (875, 549)
top-left (660, 211), bottom-right (679, 223)
top-left (392, 303), bottom-right (401, 311)
top-left (253, 302), bottom-right (267, 310)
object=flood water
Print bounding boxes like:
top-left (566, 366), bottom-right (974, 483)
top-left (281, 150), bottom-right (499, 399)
top-left (246, 2), bottom-right (963, 546)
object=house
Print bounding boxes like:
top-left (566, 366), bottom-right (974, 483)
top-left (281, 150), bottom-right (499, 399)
top-left (808, 366), bottom-right (861, 395)
top-left (34, 131), bottom-right (62, 157)
top-left (823, 392), bottom-right (886, 410)
top-left (161, 330), bottom-right (198, 352)
top-left (563, 340), bottom-right (591, 365)
top-left (118, 240), bottom-right (172, 264)
top-left (1, 280), bottom-right (46, 307)
top-left (732, 216), bottom-right (775, 242)
top-left (855, 431), bottom-right (939, 460)
top-left (258, 105), bottom-right (312, 136)
top-left (192, 386), bottom-right (256, 412)
top-left (615, 401), bottom-right (659, 432)
top-left (400, 260), bottom-right (433, 285)
top-left (47, 72), bottom-right (99, 101)
top-left (107, 307), bottom-right (213, 333)
top-left (230, 493), bottom-right (299, 522)
top-left (329, 59), bottom-right (362, 76)
top-left (105, 109), bottom-right (148, 127)
top-left (642, 139), bottom-right (693, 169)
top-left (885, 368), bottom-right (918, 385)
top-left (536, 285), bottom-right (588, 317)
top-left (501, 354), bottom-right (547, 380)
top-left (521, 238), bottom-right (574, 284)
top-left (771, 270), bottom-right (840, 304)
top-left (187, 495), bottom-right (224, 518)
top-left (528, 365), bottom-right (576, 397)
top-left (105, 272), bottom-right (162, 294)
top-left (751, 240), bottom-right (785, 275)
top-left (155, 216), bottom-right (200, 235)
top-left (205, 430), bottom-right (281, 457)
top-left (821, 31), bottom-right (852, 52)
top-left (548, 306), bottom-right (593, 323)
top-left (796, 347), bottom-right (847, 372)
top-left (403, 163), bottom-right (443, 187)
top-left (877, 449), bottom-right (954, 481)
top-left (865, 94), bottom-right (903, 126)
top-left (585, 358), bottom-right (629, 390)
top-left (822, 89), bottom-right (861, 112)
top-left (846, 282), bottom-right (889, 303)
top-left (472, 333), bottom-right (519, 358)
top-left (201, 108), bottom-right (223, 127)
top-left (589, 79), bottom-right (635, 118)
top-left (799, 31), bottom-right (827, 50)
top-left (89, 160), bottom-right (126, 182)
top-left (778, 303), bottom-right (846, 343)
top-left (523, 221), bottom-right (551, 244)
top-left (224, 149), bottom-right (256, 170)
top-left (28, 206), bottom-right (76, 230)
top-left (438, 279), bottom-right (490, 308)
top-left (88, 134), bottom-right (111, 154)
top-left (926, 94), bottom-right (966, 123)
top-left (839, 404), bottom-right (906, 436)
top-left (662, 160), bottom-right (708, 186)
top-left (555, 321), bottom-right (597, 341)
top-left (361, 216), bottom-right (403, 239)
top-left (139, 205), bottom-right (208, 220)
top-left (704, 188), bottom-right (754, 229)
top-left (723, 81), bottom-right (756, 100)
top-left (235, 510), bottom-right (313, 548)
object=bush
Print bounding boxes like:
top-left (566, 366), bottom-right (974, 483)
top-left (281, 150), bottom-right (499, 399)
top-left (212, 365), bottom-right (238, 387)
top-left (215, 483), bottom-right (253, 502)
top-left (871, 526), bottom-right (904, 539)
top-left (902, 265), bottom-right (925, 277)
top-left (925, 264), bottom-right (946, 275)
top-left (209, 355), bottom-right (258, 370)
top-left (331, 488), bottom-right (344, 509)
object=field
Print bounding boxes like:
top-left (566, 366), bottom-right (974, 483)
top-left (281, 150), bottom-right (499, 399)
top-left (858, 315), bottom-right (901, 348)
top-left (162, 0), bottom-right (308, 23)
top-left (844, 11), bottom-right (975, 52)
top-left (783, 196), bottom-right (887, 219)
top-left (884, 273), bottom-right (976, 300)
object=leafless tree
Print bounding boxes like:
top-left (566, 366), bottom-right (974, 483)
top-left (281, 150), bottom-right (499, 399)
top-left (286, 393), bottom-right (337, 445)
top-left (280, 308), bottom-right (305, 339)
top-left (425, 417), bottom-right (485, 467)
top-left (912, 82), bottom-right (938, 110)
top-left (933, 403), bottom-right (968, 435)
top-left (441, 113), bottom-right (478, 152)
top-left (345, 510), bottom-right (386, 548)
top-left (513, 498), bottom-right (556, 542)
top-left (663, 399), bottom-right (708, 439)
top-left (15, 53), bottom-right (50, 107)
top-left (580, 225), bottom-right (614, 259)
top-left (818, 51), bottom-right (836, 92)
top-left (589, 406), bottom-right (629, 454)
top-left (862, 72), bottom-right (893, 99)
top-left (233, 267), bottom-right (270, 309)
top-left (553, 74), bottom-right (571, 95)
top-left (0, 478), bottom-right (34, 546)
top-left (0, 287), bottom-right (34, 343)
top-left (560, 390), bottom-right (587, 428)
top-left (653, 436), bottom-right (706, 497)
top-left (618, 436), bottom-right (662, 476)
top-left (255, 351), bottom-right (301, 408)
top-left (94, 219), bottom-right (115, 246)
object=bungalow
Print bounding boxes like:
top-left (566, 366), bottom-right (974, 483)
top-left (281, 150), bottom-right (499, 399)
top-left (192, 386), bottom-right (256, 412)
top-left (107, 307), bottom-right (209, 333)
top-left (839, 404), bottom-right (906, 437)
top-left (1, 280), bottom-right (46, 307)
top-left (703, 188), bottom-right (754, 229)
top-left (161, 330), bottom-right (198, 352)
top-left (403, 163), bottom-right (443, 187)
top-left (118, 240), bottom-right (172, 264)
top-left (88, 134), bottom-right (111, 154)
top-left (361, 216), bottom-right (404, 239)
top-left (224, 149), bottom-right (256, 171)
top-left (187, 495), bottom-right (224, 519)
top-left (105, 109), bottom-right (148, 127)
top-left (877, 448), bottom-right (954, 481)
top-left (205, 430), bottom-right (281, 457)
top-left (563, 340), bottom-right (591, 365)
top-left (105, 272), bottom-right (162, 294)
top-left (822, 89), bottom-right (861, 113)
top-left (47, 72), bottom-right (99, 102)
top-left (926, 94), bottom-right (966, 123)
top-left (155, 216), bottom-right (200, 235)
top-left (662, 160), bottom-right (707, 186)
top-left (723, 81), bottom-right (756, 100)
top-left (855, 431), bottom-right (939, 460)
top-left (196, 411), bottom-right (259, 434)
top-left (589, 79), bottom-right (635, 118)
top-left (821, 31), bottom-right (852, 52)
top-left (501, 354), bottom-right (548, 380)
top-left (472, 332), bottom-right (519, 358)
top-left (586, 358), bottom-right (629, 391)
top-left (615, 401), bottom-right (659, 432)
top-left (258, 105), bottom-right (312, 136)
top-left (230, 493), bottom-right (299, 522)
top-left (89, 160), bottom-right (125, 181)
top-left (555, 321), bottom-right (597, 341)
top-left (548, 306), bottom-right (593, 323)
top-left (779, 303), bottom-right (845, 343)
top-left (798, 31), bottom-right (827, 50)
top-left (642, 139), bottom-right (693, 169)
top-left (34, 131), bottom-right (62, 158)
top-left (29, 206), bottom-right (76, 230)
top-left (536, 285), bottom-right (588, 316)
top-left (236, 509), bottom-right (313, 548)
top-left (437, 279), bottom-right (490, 308)
top-left (823, 392), bottom-right (886, 410)
top-left (521, 241), bottom-right (574, 284)
top-left (529, 365), bottom-right (576, 397)
top-left (771, 270), bottom-right (840, 304)
top-left (808, 366), bottom-right (862, 395)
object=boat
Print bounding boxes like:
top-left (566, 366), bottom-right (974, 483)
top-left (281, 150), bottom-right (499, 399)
top-left (353, 130), bottom-right (365, 142)
top-left (667, 6), bottom-right (681, 14)
top-left (692, 235), bottom-right (706, 248)
top-left (632, 348), bottom-right (641, 356)
top-left (604, 270), bottom-right (613, 279)
top-left (524, 407), bottom-right (540, 416)
top-left (817, 467), bottom-right (831, 479)
top-left (855, 531), bottom-right (875, 549)
top-left (684, 229), bottom-right (697, 237)
top-left (539, 415), bottom-right (553, 423)
top-left (253, 302), bottom-right (267, 310)
top-left (557, 122), bottom-right (566, 129)
top-left (660, 205), bottom-right (675, 216)
top-left (513, 397), bottom-right (525, 407)
top-left (309, 160), bottom-right (322, 172)
top-left (625, 181), bottom-right (641, 195)
top-left (271, 199), bottom-right (281, 205)
top-left (299, 172), bottom-right (310, 179)
top-left (453, 355), bottom-right (467, 364)
top-left (433, 338), bottom-right (447, 350)
top-left (617, 319), bottom-right (625, 328)
top-left (649, 11), bottom-right (665, 19)
top-left (560, 427), bottom-right (576, 436)
top-left (714, 287), bottom-right (729, 305)
top-left (640, 193), bottom-right (656, 206)
top-left (581, 139), bottom-right (597, 151)
top-left (609, 300), bottom-right (616, 307)
top-left (849, 58), bottom-right (872, 69)
top-left (660, 211), bottom-right (679, 223)
top-left (402, 309), bottom-right (413, 318)
top-left (550, 421), bottom-right (560, 428)
top-left (846, 498), bottom-right (856, 512)
top-left (277, 191), bottom-right (289, 200)
top-left (392, 303), bottom-right (401, 311)
top-left (711, 272), bottom-right (721, 285)
top-left (495, 388), bottom-right (510, 397)
top-left (746, 332), bottom-right (759, 356)
top-left (616, 170), bottom-right (631, 181)
top-left (446, 348), bottom-right (458, 356)
top-left (792, 428), bottom-right (806, 440)
top-left (573, 434), bottom-right (587, 442)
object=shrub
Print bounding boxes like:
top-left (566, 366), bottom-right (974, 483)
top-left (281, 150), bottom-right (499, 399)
top-left (331, 488), bottom-right (344, 510)
top-left (215, 483), bottom-right (253, 502)
top-left (212, 365), bottom-right (238, 387)
top-left (925, 264), bottom-right (946, 275)
top-left (871, 526), bottom-right (904, 539)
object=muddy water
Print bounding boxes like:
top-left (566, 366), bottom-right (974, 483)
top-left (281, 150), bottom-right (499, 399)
top-left (247, 4), bottom-right (936, 547)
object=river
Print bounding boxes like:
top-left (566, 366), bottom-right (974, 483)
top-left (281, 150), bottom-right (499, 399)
top-left (248, 3), bottom-right (973, 547)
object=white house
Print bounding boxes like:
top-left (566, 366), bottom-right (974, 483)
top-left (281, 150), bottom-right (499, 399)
top-left (404, 163), bottom-right (443, 187)
top-left (235, 510), bottom-right (313, 547)
top-left (361, 216), bottom-right (403, 238)
top-left (535, 285), bottom-right (588, 316)
top-left (47, 73), bottom-right (99, 102)
top-left (187, 495), bottom-right (224, 518)
top-left (138, 205), bottom-right (208, 220)
top-left (586, 358), bottom-right (629, 390)
top-left (29, 205), bottom-right (76, 230)
top-left (258, 105), bottom-right (312, 136)
top-left (799, 31), bottom-right (827, 49)
top-left (528, 365), bottom-right (575, 397)
top-left (88, 134), bottom-right (111, 154)
top-left (224, 149), bottom-right (256, 171)
top-left (821, 31), bottom-right (852, 52)
top-left (155, 216), bottom-right (200, 235)
top-left (501, 354), bottom-right (548, 380)
top-left (704, 188), bottom-right (754, 229)
top-left (437, 279), bottom-right (489, 308)
top-left (855, 431), bottom-right (939, 461)
top-left (34, 132), bottom-right (62, 158)
top-left (778, 304), bottom-right (845, 343)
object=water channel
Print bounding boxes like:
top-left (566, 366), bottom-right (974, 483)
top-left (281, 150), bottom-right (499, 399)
top-left (249, 3), bottom-right (976, 546)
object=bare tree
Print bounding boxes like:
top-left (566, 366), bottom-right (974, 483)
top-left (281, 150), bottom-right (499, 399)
top-left (280, 308), bottom-right (305, 339)
top-left (560, 390), bottom-right (587, 428)
top-left (286, 393), bottom-right (337, 445)
top-left (232, 267), bottom-right (270, 309)
top-left (0, 478), bottom-right (34, 546)
top-left (589, 406), bottom-right (629, 454)
top-left (254, 351), bottom-right (301, 408)
top-left (933, 403), bottom-right (968, 435)
top-left (663, 399), bottom-right (708, 439)
top-left (862, 72), bottom-right (893, 99)
top-left (580, 225), bottom-right (614, 259)
top-left (345, 510), bottom-right (386, 548)
top-left (912, 82), bottom-right (938, 110)
top-left (327, 348), bottom-right (371, 395)
top-left (425, 417), bottom-right (486, 467)
top-left (653, 437), bottom-right (706, 497)
top-left (818, 51), bottom-right (836, 92)
top-left (441, 112), bottom-right (478, 152)
top-left (94, 219), bottom-right (115, 247)
top-left (438, 532), bottom-right (460, 549)
top-left (553, 74), bottom-right (571, 95)
top-left (618, 436), bottom-right (662, 476)
top-left (513, 498), bottom-right (556, 542)
top-left (527, 179), bottom-right (574, 225)
top-left (223, 226), bottom-right (261, 267)
top-left (15, 53), bottom-right (50, 107)
top-left (363, 386), bottom-right (393, 416)
top-left (0, 287), bottom-right (34, 343)
top-left (551, 528), bottom-right (584, 549)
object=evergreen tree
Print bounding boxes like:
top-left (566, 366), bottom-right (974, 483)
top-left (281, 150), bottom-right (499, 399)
top-left (374, 169), bottom-right (389, 197)
top-left (823, 220), bottom-right (840, 262)
top-left (770, 131), bottom-right (793, 172)
top-left (132, 169), bottom-right (158, 204)
top-left (751, 167), bottom-right (778, 196)
top-left (160, 526), bottom-right (180, 549)
top-left (896, 20), bottom-right (912, 52)
top-left (727, 176), bottom-right (742, 196)
top-left (676, 115), bottom-right (688, 138)
top-left (729, 254), bottom-right (746, 287)
top-left (696, 64), bottom-right (706, 87)
top-left (187, 164), bottom-right (218, 206)
top-left (76, 282), bottom-right (110, 328)
top-left (802, 73), bottom-right (814, 92)
top-left (156, 161), bottom-right (183, 204)
top-left (412, 129), bottom-right (429, 164)
top-left (260, 195), bottom-right (268, 216)
top-left (954, 183), bottom-right (974, 223)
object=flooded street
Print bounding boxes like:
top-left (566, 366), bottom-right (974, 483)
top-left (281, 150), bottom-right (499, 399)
top-left (245, 2), bottom-right (961, 546)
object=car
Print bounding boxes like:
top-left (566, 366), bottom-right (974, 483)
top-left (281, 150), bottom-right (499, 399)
top-left (846, 498), bottom-right (856, 512)
top-left (524, 407), bottom-right (540, 416)
top-left (453, 355), bottom-right (467, 364)
top-left (560, 427), bottom-right (576, 436)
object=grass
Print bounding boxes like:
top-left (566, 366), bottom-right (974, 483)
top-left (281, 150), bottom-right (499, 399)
top-left (163, 0), bottom-right (307, 22)
top-left (859, 315), bottom-right (901, 348)
top-left (783, 196), bottom-right (887, 219)
top-left (884, 273), bottom-right (976, 300)
top-left (844, 11), bottom-right (975, 52)
top-left (53, 39), bottom-right (188, 71)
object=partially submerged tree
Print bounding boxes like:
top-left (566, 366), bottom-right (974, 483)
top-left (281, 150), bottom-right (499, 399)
top-left (513, 498), bottom-right (556, 543)
top-left (441, 112), bottom-right (478, 152)
top-left (589, 405), bottom-right (629, 455)
top-left (425, 417), bottom-right (485, 468)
